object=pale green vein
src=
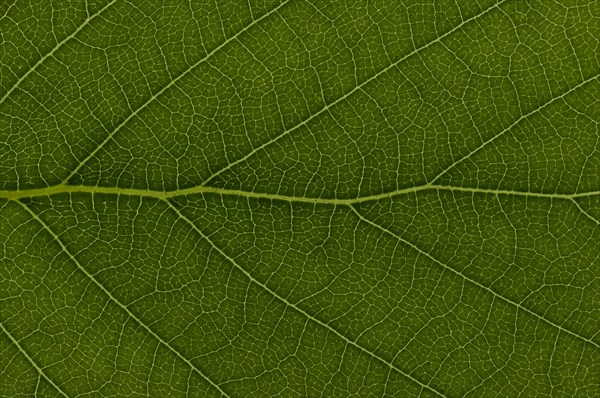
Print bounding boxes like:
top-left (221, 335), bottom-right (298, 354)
top-left (0, 322), bottom-right (69, 398)
top-left (429, 73), bottom-right (600, 184)
top-left (164, 199), bottom-right (448, 398)
top-left (349, 205), bottom-right (600, 350)
top-left (61, 0), bottom-right (291, 185)
top-left (0, 183), bottom-right (599, 204)
top-left (0, 0), bottom-right (117, 106)
top-left (572, 199), bottom-right (600, 225)
top-left (14, 199), bottom-right (230, 398)
top-left (200, 0), bottom-right (509, 186)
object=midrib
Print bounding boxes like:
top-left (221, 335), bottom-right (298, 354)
top-left (0, 183), bottom-right (596, 204)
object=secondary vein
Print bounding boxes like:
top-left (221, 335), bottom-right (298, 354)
top-left (349, 205), bottom-right (600, 350)
top-left (0, 321), bottom-right (70, 397)
top-left (165, 199), bottom-right (448, 398)
top-left (0, 0), bottom-right (117, 106)
top-left (14, 199), bottom-right (231, 398)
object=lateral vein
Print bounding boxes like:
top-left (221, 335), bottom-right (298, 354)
top-left (201, 0), bottom-right (509, 185)
top-left (164, 199), bottom-right (448, 398)
top-left (61, 0), bottom-right (291, 185)
top-left (0, 322), bottom-right (70, 398)
top-left (429, 73), bottom-right (600, 184)
top-left (0, 0), bottom-right (117, 106)
top-left (14, 199), bottom-right (231, 398)
top-left (349, 205), bottom-right (600, 350)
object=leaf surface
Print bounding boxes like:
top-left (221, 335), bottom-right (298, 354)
top-left (1, 1), bottom-right (599, 397)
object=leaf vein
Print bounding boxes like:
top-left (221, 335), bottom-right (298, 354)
top-left (1, 184), bottom-right (599, 204)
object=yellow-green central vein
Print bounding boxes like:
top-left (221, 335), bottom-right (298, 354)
top-left (0, 183), bottom-right (597, 204)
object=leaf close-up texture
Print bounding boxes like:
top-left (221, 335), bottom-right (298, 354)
top-left (1, 0), bottom-right (599, 397)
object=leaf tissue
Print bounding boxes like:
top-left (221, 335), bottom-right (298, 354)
top-left (1, 0), bottom-right (599, 397)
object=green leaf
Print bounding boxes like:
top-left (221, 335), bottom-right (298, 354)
top-left (1, 0), bottom-right (599, 396)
